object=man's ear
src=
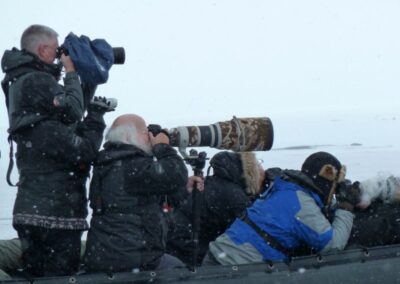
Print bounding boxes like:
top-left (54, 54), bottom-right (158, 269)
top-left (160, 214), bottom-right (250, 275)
top-left (318, 164), bottom-right (338, 181)
top-left (37, 44), bottom-right (46, 60)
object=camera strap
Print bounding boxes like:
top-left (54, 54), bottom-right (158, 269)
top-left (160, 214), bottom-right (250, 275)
top-left (240, 211), bottom-right (291, 258)
top-left (6, 135), bottom-right (17, 187)
top-left (2, 68), bottom-right (36, 188)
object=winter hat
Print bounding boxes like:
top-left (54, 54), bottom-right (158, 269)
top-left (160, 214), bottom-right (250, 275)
top-left (210, 151), bottom-right (261, 195)
top-left (301, 152), bottom-right (346, 203)
top-left (238, 152), bottom-right (261, 195)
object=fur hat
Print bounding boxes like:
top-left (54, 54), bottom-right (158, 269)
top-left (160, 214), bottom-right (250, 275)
top-left (238, 152), bottom-right (261, 195)
top-left (301, 152), bottom-right (345, 202)
top-left (210, 151), bottom-right (261, 195)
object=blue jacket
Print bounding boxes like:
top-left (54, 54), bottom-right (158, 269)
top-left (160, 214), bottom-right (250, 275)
top-left (209, 176), bottom-right (353, 264)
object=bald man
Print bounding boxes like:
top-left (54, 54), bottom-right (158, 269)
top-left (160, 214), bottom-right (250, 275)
top-left (84, 114), bottom-right (188, 272)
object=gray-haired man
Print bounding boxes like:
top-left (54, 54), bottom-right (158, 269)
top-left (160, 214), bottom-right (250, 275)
top-left (1, 24), bottom-right (114, 276)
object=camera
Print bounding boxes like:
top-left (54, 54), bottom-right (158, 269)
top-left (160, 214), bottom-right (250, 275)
top-left (169, 116), bottom-right (274, 152)
top-left (55, 32), bottom-right (125, 85)
top-left (55, 46), bottom-right (68, 59)
top-left (336, 179), bottom-right (353, 192)
top-left (167, 116), bottom-right (274, 152)
top-left (56, 46), bottom-right (125, 65)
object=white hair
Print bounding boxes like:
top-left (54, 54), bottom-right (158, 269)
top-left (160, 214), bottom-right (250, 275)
top-left (106, 124), bottom-right (152, 154)
top-left (21, 25), bottom-right (58, 54)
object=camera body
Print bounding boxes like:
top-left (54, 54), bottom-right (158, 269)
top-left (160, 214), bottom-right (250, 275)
top-left (337, 179), bottom-right (353, 192)
top-left (55, 46), bottom-right (68, 59)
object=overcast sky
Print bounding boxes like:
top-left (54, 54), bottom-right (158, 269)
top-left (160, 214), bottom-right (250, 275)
top-left (0, 0), bottom-right (400, 143)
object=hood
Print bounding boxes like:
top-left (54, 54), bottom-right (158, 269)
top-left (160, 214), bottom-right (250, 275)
top-left (283, 169), bottom-right (324, 195)
top-left (1, 48), bottom-right (61, 79)
top-left (96, 142), bottom-right (148, 165)
top-left (210, 151), bottom-right (260, 195)
top-left (1, 48), bottom-right (35, 73)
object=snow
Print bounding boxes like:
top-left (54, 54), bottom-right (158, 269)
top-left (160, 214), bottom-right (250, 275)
top-left (1, 0), bottom-right (400, 239)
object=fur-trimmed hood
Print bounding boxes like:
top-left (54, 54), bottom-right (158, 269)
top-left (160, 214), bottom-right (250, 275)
top-left (209, 151), bottom-right (261, 195)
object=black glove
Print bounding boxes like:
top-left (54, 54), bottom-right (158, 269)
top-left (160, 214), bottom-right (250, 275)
top-left (336, 179), bottom-right (361, 212)
top-left (147, 124), bottom-right (170, 139)
top-left (88, 96), bottom-right (117, 113)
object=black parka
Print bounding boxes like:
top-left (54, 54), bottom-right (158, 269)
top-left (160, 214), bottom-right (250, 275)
top-left (1, 48), bottom-right (85, 133)
top-left (84, 142), bottom-right (188, 272)
top-left (1, 48), bottom-right (105, 230)
top-left (166, 151), bottom-right (260, 264)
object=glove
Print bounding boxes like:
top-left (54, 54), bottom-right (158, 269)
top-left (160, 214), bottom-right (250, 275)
top-left (88, 96), bottom-right (117, 113)
top-left (336, 179), bottom-right (362, 212)
top-left (147, 124), bottom-right (170, 139)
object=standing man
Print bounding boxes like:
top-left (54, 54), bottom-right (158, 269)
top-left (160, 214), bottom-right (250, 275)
top-left (2, 25), bottom-right (85, 131)
top-left (1, 24), bottom-right (114, 276)
top-left (84, 114), bottom-right (188, 272)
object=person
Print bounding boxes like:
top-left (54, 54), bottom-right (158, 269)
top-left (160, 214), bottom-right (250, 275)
top-left (357, 173), bottom-right (400, 208)
top-left (347, 173), bottom-right (400, 248)
top-left (203, 151), bottom-right (361, 265)
top-left (2, 25), bottom-right (88, 133)
top-left (1, 24), bottom-right (114, 277)
top-left (166, 151), bottom-right (265, 265)
top-left (83, 114), bottom-right (189, 273)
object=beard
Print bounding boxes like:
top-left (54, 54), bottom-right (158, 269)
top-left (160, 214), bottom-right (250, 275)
top-left (136, 142), bottom-right (153, 155)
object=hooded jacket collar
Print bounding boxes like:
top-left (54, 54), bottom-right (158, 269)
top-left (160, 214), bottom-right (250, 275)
top-left (96, 142), bottom-right (149, 165)
top-left (1, 48), bottom-right (62, 80)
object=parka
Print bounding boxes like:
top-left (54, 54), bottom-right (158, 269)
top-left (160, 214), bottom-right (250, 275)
top-left (84, 142), bottom-right (188, 272)
top-left (1, 48), bottom-right (105, 230)
top-left (208, 170), bottom-right (354, 265)
top-left (166, 151), bottom-right (261, 264)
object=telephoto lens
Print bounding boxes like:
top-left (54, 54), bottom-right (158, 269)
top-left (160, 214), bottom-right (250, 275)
top-left (169, 116), bottom-right (274, 152)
